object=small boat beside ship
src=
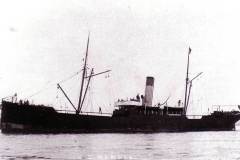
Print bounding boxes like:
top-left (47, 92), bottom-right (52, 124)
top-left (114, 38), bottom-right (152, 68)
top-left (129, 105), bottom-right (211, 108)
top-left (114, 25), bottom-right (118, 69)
top-left (1, 36), bottom-right (240, 133)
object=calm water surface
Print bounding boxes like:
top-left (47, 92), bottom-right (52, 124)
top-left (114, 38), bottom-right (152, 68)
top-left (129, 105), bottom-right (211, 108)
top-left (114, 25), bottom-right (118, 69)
top-left (1, 128), bottom-right (240, 160)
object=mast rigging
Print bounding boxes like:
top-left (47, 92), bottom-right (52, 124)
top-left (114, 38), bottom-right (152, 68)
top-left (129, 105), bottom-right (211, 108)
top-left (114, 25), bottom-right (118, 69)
top-left (80, 68), bottom-right (94, 112)
top-left (186, 72), bottom-right (203, 111)
top-left (77, 33), bottom-right (90, 114)
top-left (183, 47), bottom-right (191, 115)
top-left (57, 83), bottom-right (77, 111)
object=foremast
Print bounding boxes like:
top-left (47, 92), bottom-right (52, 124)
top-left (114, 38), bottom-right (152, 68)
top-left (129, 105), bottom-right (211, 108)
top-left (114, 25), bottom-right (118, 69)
top-left (76, 34), bottom-right (90, 114)
top-left (56, 34), bottom-right (111, 114)
top-left (75, 34), bottom-right (111, 114)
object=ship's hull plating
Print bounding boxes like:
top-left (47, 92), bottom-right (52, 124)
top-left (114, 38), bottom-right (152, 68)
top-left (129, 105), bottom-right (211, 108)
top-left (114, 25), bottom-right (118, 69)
top-left (1, 102), bottom-right (240, 133)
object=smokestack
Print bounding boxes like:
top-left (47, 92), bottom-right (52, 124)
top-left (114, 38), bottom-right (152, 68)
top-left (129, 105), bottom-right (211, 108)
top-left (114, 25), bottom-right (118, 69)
top-left (143, 76), bottom-right (154, 106)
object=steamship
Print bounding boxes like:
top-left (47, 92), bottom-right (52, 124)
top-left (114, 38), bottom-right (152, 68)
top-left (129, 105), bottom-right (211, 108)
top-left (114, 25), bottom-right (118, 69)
top-left (1, 36), bottom-right (240, 133)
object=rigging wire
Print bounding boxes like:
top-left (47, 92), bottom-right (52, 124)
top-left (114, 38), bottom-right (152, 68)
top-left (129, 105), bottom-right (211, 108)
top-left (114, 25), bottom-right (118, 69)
top-left (84, 78), bottom-right (92, 112)
top-left (105, 74), bottom-right (114, 112)
top-left (90, 75), bottom-right (111, 113)
top-left (58, 70), bottom-right (83, 84)
top-left (55, 77), bottom-right (81, 110)
top-left (26, 69), bottom-right (84, 99)
top-left (89, 80), bottom-right (94, 112)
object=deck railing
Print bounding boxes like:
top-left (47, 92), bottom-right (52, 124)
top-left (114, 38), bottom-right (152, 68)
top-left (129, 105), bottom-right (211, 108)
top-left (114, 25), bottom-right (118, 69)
top-left (56, 109), bottom-right (112, 116)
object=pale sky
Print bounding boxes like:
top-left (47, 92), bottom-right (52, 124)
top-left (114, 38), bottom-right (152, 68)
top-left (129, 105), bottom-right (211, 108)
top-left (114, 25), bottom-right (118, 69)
top-left (1, 0), bottom-right (240, 114)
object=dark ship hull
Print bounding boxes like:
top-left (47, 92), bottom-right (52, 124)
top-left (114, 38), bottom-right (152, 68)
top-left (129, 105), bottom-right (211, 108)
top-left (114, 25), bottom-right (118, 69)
top-left (2, 44), bottom-right (240, 133)
top-left (1, 101), bottom-right (240, 133)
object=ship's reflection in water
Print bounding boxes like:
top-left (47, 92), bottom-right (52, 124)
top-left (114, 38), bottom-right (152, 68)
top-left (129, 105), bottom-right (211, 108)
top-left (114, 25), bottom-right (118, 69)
top-left (1, 129), bottom-right (240, 160)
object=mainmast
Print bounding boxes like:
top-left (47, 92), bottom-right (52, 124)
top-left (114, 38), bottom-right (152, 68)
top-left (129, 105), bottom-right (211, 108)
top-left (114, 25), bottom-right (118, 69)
top-left (183, 47), bottom-right (191, 115)
top-left (76, 34), bottom-right (90, 114)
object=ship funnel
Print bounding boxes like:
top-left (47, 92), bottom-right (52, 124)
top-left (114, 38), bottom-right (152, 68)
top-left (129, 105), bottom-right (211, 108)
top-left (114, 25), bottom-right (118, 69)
top-left (143, 76), bottom-right (154, 106)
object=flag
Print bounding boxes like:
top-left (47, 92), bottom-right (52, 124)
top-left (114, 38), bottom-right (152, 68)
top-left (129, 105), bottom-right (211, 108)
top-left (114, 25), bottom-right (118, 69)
top-left (189, 47), bottom-right (192, 54)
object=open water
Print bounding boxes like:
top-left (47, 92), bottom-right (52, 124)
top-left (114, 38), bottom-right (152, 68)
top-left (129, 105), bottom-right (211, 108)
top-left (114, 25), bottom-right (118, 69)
top-left (1, 128), bottom-right (240, 160)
